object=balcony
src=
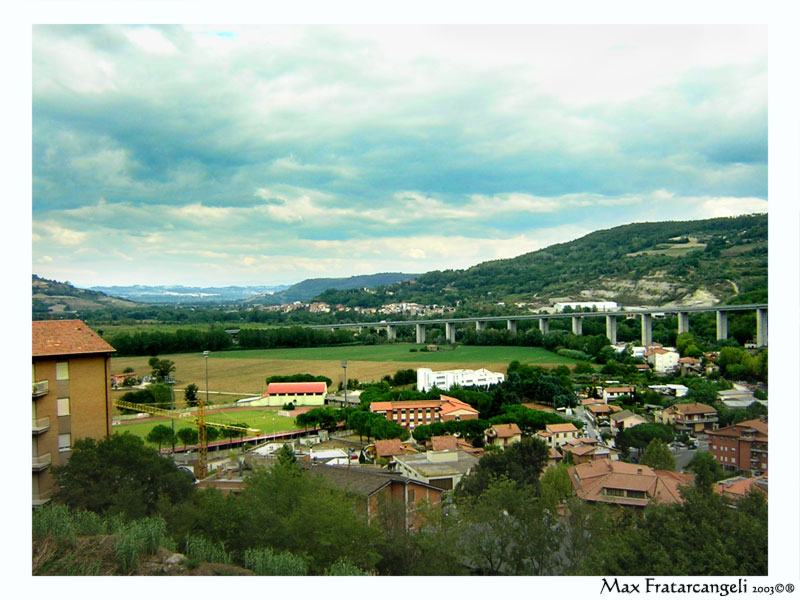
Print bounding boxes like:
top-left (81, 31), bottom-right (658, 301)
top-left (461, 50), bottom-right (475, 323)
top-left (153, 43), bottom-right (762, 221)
top-left (32, 416), bottom-right (50, 434)
top-left (32, 488), bottom-right (53, 506)
top-left (32, 380), bottom-right (49, 397)
top-left (32, 453), bottom-right (52, 471)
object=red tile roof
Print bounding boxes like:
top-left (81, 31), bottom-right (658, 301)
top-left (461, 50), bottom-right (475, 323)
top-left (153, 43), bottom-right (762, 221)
top-left (489, 423), bottom-right (522, 438)
top-left (375, 439), bottom-right (404, 457)
top-left (546, 423), bottom-right (578, 434)
top-left (32, 320), bottom-right (115, 357)
top-left (673, 402), bottom-right (717, 415)
top-left (266, 382), bottom-right (327, 395)
top-left (430, 436), bottom-right (458, 451)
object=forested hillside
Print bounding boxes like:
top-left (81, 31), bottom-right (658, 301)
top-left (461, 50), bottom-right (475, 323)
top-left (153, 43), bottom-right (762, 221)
top-left (32, 275), bottom-right (140, 318)
top-left (316, 214), bottom-right (766, 309)
top-left (245, 272), bottom-right (419, 305)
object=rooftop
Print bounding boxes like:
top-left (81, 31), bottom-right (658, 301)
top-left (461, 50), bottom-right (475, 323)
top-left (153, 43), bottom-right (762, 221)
top-left (33, 319), bottom-right (116, 357)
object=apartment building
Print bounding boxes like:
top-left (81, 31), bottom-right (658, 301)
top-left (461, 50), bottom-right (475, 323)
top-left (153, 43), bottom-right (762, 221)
top-left (709, 418), bottom-right (768, 476)
top-left (369, 395), bottom-right (479, 430)
top-left (655, 402), bottom-right (719, 433)
top-left (32, 320), bottom-right (116, 505)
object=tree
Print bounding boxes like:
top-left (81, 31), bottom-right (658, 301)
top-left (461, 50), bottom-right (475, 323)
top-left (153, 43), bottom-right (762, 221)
top-left (184, 383), bottom-right (199, 407)
top-left (51, 432), bottom-right (195, 519)
top-left (621, 423), bottom-right (674, 452)
top-left (540, 462), bottom-right (573, 508)
top-left (176, 427), bottom-right (199, 448)
top-left (458, 437), bottom-right (550, 497)
top-left (148, 357), bottom-right (176, 381)
top-left (277, 443), bottom-right (296, 465)
top-left (642, 438), bottom-right (677, 471)
top-left (146, 424), bottom-right (176, 451)
top-left (685, 451), bottom-right (725, 493)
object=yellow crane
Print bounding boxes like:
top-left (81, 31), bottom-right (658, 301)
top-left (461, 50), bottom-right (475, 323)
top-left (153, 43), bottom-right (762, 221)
top-left (114, 398), bottom-right (261, 480)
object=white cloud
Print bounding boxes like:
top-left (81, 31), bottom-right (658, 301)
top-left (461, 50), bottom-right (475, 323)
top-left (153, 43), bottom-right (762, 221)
top-left (35, 223), bottom-right (87, 246)
top-left (170, 203), bottom-right (232, 221)
top-left (698, 197), bottom-right (768, 218)
top-left (123, 27), bottom-right (178, 55)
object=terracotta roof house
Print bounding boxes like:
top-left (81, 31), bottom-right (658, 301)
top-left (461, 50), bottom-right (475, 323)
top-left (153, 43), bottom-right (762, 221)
top-left (428, 435), bottom-right (484, 457)
top-left (709, 418), bottom-right (768, 476)
top-left (602, 386), bottom-right (635, 402)
top-left (561, 438), bottom-right (620, 464)
top-left (645, 348), bottom-right (680, 373)
top-left (370, 395), bottom-right (479, 430)
top-left (568, 459), bottom-right (694, 507)
top-left (671, 402), bottom-right (718, 433)
top-left (373, 438), bottom-right (417, 459)
top-left (715, 475), bottom-right (768, 502)
top-left (32, 320), bottom-right (116, 506)
top-left (309, 464), bottom-right (443, 530)
top-left (536, 422), bottom-right (581, 449)
top-left (484, 423), bottom-right (522, 449)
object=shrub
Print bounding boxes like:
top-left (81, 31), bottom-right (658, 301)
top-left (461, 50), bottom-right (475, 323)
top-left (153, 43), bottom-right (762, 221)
top-left (114, 532), bottom-right (140, 573)
top-left (184, 534), bottom-right (232, 564)
top-left (113, 517), bottom-right (168, 572)
top-left (243, 547), bottom-right (309, 575)
top-left (282, 402), bottom-right (295, 411)
top-left (32, 504), bottom-right (77, 545)
top-left (324, 557), bottom-right (368, 576)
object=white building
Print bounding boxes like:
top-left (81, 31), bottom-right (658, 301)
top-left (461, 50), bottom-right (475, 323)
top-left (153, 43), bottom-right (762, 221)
top-left (416, 368), bottom-right (505, 393)
top-left (554, 301), bottom-right (619, 312)
top-left (645, 348), bottom-right (681, 373)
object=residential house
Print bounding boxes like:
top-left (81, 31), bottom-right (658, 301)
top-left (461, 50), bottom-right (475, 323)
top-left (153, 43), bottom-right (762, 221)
top-left (370, 395), bottom-right (479, 430)
top-left (669, 402), bottom-right (718, 433)
top-left (368, 438), bottom-right (417, 465)
top-left (560, 438), bottom-right (619, 464)
top-left (536, 422), bottom-right (581, 449)
top-left (714, 475), bottom-right (768, 502)
top-left (309, 464), bottom-right (443, 530)
top-left (586, 403), bottom-right (623, 427)
top-left (645, 347), bottom-right (680, 373)
top-left (609, 410), bottom-right (647, 433)
top-left (32, 320), bottom-right (116, 506)
top-left (648, 384), bottom-right (689, 398)
top-left (428, 435), bottom-right (484, 457)
top-left (567, 458), bottom-right (694, 507)
top-left (484, 423), bottom-right (522, 449)
top-left (709, 418), bottom-right (768, 476)
top-left (678, 356), bottom-right (702, 375)
top-left (602, 385), bottom-right (635, 403)
top-left (393, 450), bottom-right (479, 491)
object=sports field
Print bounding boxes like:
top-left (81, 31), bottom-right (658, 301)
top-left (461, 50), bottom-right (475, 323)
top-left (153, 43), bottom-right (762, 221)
top-left (113, 408), bottom-right (298, 442)
top-left (110, 343), bottom-right (579, 408)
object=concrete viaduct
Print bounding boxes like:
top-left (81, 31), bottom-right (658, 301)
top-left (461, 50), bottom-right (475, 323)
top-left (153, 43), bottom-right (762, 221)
top-left (308, 304), bottom-right (768, 348)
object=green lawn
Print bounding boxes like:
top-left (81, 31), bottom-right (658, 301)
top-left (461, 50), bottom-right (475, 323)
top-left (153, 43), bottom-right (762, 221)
top-left (211, 343), bottom-right (580, 365)
top-left (114, 408), bottom-right (299, 444)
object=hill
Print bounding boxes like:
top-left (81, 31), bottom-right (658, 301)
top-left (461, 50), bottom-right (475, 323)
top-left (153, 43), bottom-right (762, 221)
top-left (244, 272), bottom-right (419, 305)
top-left (314, 214), bottom-right (767, 309)
top-left (32, 275), bottom-right (141, 318)
top-left (89, 284), bottom-right (289, 304)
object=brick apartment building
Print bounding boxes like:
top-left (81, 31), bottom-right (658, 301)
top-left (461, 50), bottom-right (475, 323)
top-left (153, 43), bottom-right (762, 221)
top-left (709, 418), bottom-right (768, 476)
top-left (32, 320), bottom-right (116, 505)
top-left (369, 395), bottom-right (479, 430)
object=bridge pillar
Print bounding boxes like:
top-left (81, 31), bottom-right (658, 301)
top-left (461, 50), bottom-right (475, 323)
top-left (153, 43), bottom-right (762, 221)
top-left (605, 315), bottom-right (617, 345)
top-left (641, 314), bottom-right (653, 347)
top-left (756, 308), bottom-right (768, 347)
top-left (476, 320), bottom-right (486, 333)
top-left (445, 322), bottom-right (456, 344)
top-left (415, 323), bottom-right (426, 345)
top-left (716, 310), bottom-right (728, 341)
top-left (507, 319), bottom-right (518, 337)
top-left (539, 318), bottom-right (549, 335)
top-left (677, 312), bottom-right (690, 335)
top-left (387, 325), bottom-right (397, 341)
top-left (572, 316), bottom-right (583, 336)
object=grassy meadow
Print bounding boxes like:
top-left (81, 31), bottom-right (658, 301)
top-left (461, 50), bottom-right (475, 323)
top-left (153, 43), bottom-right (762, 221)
top-left (111, 343), bottom-right (580, 401)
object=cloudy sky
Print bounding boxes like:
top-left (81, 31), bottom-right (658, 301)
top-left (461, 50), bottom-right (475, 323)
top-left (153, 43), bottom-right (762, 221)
top-left (32, 24), bottom-right (768, 287)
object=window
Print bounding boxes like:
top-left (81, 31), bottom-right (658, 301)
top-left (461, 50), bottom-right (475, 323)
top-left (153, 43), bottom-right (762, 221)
top-left (56, 362), bottom-right (69, 381)
top-left (58, 434), bottom-right (71, 452)
top-left (408, 488), bottom-right (416, 503)
top-left (731, 458), bottom-right (736, 464)
top-left (57, 398), bottom-right (70, 416)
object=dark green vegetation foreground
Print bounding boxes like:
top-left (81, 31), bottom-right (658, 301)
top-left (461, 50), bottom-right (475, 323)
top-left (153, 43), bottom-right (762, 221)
top-left (35, 432), bottom-right (767, 576)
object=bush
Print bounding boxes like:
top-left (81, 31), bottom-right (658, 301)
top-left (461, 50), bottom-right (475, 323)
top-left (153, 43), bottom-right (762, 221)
top-left (184, 534), bottom-right (232, 564)
top-left (325, 557), bottom-right (368, 576)
top-left (243, 547), bottom-right (309, 575)
top-left (282, 402), bottom-right (295, 411)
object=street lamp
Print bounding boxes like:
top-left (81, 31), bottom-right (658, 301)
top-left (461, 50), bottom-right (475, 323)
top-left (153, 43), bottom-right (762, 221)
top-left (340, 360), bottom-right (348, 406)
top-left (203, 350), bottom-right (209, 406)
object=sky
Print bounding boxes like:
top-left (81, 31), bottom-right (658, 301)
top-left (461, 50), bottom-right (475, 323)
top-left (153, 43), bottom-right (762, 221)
top-left (32, 24), bottom-right (769, 288)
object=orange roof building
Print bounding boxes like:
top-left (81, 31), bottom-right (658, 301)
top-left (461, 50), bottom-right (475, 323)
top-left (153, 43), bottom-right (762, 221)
top-left (568, 459), bottom-right (694, 507)
top-left (370, 395), bottom-right (479, 430)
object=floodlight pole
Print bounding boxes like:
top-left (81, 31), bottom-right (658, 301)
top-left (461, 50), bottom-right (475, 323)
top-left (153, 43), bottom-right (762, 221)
top-left (341, 360), bottom-right (348, 406)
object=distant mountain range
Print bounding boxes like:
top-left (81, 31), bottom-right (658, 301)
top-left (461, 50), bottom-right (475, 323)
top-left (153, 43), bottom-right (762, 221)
top-left (33, 275), bottom-right (141, 315)
top-left (89, 284), bottom-right (290, 304)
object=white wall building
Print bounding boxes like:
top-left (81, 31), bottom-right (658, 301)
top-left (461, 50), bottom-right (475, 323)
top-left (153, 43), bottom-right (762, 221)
top-left (554, 301), bottom-right (619, 312)
top-left (417, 368), bottom-right (505, 393)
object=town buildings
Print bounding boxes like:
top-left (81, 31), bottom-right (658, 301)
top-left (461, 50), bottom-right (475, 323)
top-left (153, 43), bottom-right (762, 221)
top-left (393, 450), bottom-right (479, 491)
top-left (709, 418), bottom-right (768, 476)
top-left (370, 395), bottom-right (479, 430)
top-left (645, 347), bottom-right (681, 373)
top-left (655, 402), bottom-right (719, 433)
top-left (416, 367), bottom-right (505, 393)
top-left (484, 423), bottom-right (522, 449)
top-left (32, 320), bottom-right (116, 505)
top-left (536, 422), bottom-right (581, 449)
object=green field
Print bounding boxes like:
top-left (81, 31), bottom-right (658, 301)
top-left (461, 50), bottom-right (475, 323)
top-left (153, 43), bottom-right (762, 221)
top-left (210, 343), bottom-right (579, 364)
top-left (113, 408), bottom-right (299, 444)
